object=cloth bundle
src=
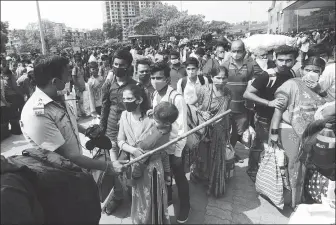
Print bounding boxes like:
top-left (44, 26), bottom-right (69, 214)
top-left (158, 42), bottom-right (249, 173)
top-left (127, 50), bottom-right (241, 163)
top-left (243, 34), bottom-right (297, 54)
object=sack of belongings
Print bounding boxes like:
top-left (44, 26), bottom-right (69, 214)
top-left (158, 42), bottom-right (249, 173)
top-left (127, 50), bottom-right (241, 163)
top-left (1, 149), bottom-right (101, 225)
top-left (243, 34), bottom-right (297, 54)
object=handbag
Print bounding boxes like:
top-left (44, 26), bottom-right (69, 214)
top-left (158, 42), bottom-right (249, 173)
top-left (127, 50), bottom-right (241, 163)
top-left (255, 144), bottom-right (284, 209)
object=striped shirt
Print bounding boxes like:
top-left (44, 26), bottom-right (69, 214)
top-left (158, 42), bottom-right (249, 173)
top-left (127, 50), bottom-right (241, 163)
top-left (224, 57), bottom-right (254, 113)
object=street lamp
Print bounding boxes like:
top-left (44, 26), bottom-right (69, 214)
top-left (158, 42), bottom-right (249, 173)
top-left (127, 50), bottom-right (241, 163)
top-left (248, 1), bottom-right (252, 32)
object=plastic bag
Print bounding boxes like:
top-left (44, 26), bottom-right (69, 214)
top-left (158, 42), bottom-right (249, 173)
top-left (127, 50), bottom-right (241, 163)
top-left (241, 126), bottom-right (256, 149)
top-left (255, 144), bottom-right (284, 209)
top-left (226, 143), bottom-right (235, 161)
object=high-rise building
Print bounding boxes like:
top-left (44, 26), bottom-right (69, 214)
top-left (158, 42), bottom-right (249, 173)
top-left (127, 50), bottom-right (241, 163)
top-left (53, 23), bottom-right (66, 39)
top-left (102, 1), bottom-right (161, 41)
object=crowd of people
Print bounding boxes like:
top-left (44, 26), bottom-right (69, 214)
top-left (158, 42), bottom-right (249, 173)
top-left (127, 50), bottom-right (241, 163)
top-left (0, 30), bottom-right (335, 224)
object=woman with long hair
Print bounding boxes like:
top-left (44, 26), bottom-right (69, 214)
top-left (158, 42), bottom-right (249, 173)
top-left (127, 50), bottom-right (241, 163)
top-left (268, 56), bottom-right (327, 208)
top-left (190, 66), bottom-right (232, 197)
top-left (116, 84), bottom-right (171, 224)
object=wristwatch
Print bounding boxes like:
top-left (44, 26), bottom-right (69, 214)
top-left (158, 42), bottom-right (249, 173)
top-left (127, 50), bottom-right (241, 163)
top-left (271, 129), bottom-right (279, 135)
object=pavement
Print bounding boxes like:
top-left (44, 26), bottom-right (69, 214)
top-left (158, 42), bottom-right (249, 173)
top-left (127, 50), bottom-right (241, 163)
top-left (1, 117), bottom-right (293, 224)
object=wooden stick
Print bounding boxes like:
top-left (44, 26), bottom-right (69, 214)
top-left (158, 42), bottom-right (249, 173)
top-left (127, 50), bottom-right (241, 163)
top-left (122, 109), bottom-right (231, 168)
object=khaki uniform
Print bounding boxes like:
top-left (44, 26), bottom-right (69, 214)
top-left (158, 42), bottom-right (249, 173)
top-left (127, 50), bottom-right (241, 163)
top-left (20, 87), bottom-right (82, 154)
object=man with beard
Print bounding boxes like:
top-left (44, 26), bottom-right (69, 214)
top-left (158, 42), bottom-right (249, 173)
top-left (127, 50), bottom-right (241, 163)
top-left (223, 40), bottom-right (255, 162)
top-left (135, 58), bottom-right (155, 107)
top-left (150, 62), bottom-right (190, 223)
top-left (100, 49), bottom-right (139, 214)
top-left (243, 45), bottom-right (297, 181)
top-left (169, 51), bottom-right (187, 90)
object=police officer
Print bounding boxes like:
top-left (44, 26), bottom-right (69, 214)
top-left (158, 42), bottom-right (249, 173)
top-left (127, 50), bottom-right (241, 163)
top-left (20, 55), bottom-right (125, 175)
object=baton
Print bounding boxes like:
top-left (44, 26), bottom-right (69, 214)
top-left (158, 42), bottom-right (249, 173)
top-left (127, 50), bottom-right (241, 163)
top-left (122, 109), bottom-right (231, 168)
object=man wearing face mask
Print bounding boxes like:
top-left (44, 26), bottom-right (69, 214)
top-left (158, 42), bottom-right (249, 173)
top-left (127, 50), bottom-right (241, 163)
top-left (135, 58), bottom-right (155, 107)
top-left (169, 51), bottom-right (187, 90)
top-left (222, 40), bottom-right (255, 157)
top-left (99, 50), bottom-right (140, 214)
top-left (243, 45), bottom-right (298, 181)
top-left (203, 43), bottom-right (228, 81)
top-left (20, 55), bottom-right (126, 183)
top-left (150, 62), bottom-right (190, 224)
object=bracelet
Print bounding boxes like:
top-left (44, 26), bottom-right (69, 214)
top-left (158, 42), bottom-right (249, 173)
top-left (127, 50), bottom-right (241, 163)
top-left (271, 129), bottom-right (279, 135)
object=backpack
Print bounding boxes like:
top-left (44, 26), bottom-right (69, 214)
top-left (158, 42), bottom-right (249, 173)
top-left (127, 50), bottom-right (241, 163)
top-left (166, 89), bottom-right (208, 150)
top-left (181, 75), bottom-right (205, 93)
top-left (1, 156), bottom-right (44, 225)
top-left (6, 148), bottom-right (101, 225)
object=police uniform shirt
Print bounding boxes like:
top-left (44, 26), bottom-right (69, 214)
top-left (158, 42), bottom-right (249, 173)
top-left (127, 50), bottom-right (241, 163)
top-left (20, 87), bottom-right (82, 154)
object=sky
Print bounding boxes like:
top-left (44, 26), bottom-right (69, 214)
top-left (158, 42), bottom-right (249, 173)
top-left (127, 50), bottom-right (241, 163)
top-left (1, 1), bottom-right (271, 30)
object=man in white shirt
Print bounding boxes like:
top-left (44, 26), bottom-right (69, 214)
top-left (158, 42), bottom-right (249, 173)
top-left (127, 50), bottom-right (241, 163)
top-left (176, 57), bottom-right (209, 106)
top-left (88, 51), bottom-right (98, 63)
top-left (300, 34), bottom-right (310, 64)
top-left (150, 62), bottom-right (190, 224)
top-left (317, 63), bottom-right (335, 102)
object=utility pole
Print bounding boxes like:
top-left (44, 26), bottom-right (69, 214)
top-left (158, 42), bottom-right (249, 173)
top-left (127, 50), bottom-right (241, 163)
top-left (248, 1), bottom-right (252, 32)
top-left (36, 0), bottom-right (47, 54)
top-left (296, 10), bottom-right (299, 33)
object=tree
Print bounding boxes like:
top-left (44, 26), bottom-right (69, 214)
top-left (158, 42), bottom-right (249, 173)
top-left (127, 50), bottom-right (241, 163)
top-left (88, 29), bottom-right (104, 42)
top-left (1, 21), bottom-right (9, 53)
top-left (206, 20), bottom-right (231, 35)
top-left (127, 3), bottom-right (181, 35)
top-left (103, 22), bottom-right (122, 40)
top-left (158, 13), bottom-right (206, 39)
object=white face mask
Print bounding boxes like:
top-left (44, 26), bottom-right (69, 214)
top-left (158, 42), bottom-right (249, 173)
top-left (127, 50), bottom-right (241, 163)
top-left (302, 71), bottom-right (320, 83)
top-left (256, 58), bottom-right (268, 71)
top-left (170, 59), bottom-right (179, 65)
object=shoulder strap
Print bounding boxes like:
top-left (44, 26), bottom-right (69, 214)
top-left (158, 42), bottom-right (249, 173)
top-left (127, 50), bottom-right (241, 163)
top-left (168, 89), bottom-right (181, 105)
top-left (181, 77), bottom-right (188, 93)
top-left (290, 69), bottom-right (296, 78)
top-left (198, 75), bottom-right (205, 85)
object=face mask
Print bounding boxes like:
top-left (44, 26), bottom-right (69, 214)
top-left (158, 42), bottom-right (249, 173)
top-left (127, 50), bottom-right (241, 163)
top-left (151, 79), bottom-right (167, 91)
top-left (138, 73), bottom-right (150, 83)
top-left (124, 100), bottom-right (138, 112)
top-left (217, 52), bottom-right (225, 59)
top-left (302, 71), bottom-right (320, 83)
top-left (256, 58), bottom-right (268, 71)
top-left (212, 78), bottom-right (226, 87)
top-left (55, 80), bottom-right (67, 96)
top-left (231, 53), bottom-right (244, 61)
top-left (113, 66), bottom-right (127, 77)
top-left (170, 59), bottom-right (179, 65)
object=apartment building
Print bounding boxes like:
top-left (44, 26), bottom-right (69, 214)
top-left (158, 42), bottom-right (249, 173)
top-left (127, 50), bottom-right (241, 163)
top-left (54, 23), bottom-right (67, 39)
top-left (102, 1), bottom-right (161, 41)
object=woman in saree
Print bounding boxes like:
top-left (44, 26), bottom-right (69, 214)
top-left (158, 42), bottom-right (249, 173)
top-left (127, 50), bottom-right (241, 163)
top-left (268, 56), bottom-right (327, 208)
top-left (190, 66), bottom-right (232, 198)
top-left (117, 84), bottom-right (171, 224)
